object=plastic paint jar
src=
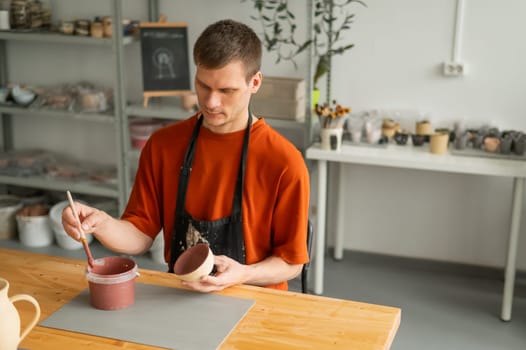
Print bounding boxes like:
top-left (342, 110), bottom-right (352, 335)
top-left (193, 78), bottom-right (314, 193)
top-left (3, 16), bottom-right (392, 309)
top-left (86, 256), bottom-right (138, 310)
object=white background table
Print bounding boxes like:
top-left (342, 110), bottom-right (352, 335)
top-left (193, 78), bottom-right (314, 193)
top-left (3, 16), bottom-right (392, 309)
top-left (306, 142), bottom-right (526, 321)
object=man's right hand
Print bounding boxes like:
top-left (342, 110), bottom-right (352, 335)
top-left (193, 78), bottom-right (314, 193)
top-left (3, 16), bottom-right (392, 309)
top-left (61, 201), bottom-right (154, 256)
top-left (61, 202), bottom-right (111, 241)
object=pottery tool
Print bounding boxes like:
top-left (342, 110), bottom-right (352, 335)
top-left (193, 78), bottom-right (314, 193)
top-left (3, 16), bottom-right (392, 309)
top-left (66, 190), bottom-right (95, 268)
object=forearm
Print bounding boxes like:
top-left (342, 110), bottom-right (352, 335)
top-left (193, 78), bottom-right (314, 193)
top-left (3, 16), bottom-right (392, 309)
top-left (92, 218), bottom-right (153, 256)
top-left (243, 256), bottom-right (303, 286)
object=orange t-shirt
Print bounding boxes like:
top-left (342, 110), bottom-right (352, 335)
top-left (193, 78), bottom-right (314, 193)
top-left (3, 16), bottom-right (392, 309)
top-left (122, 113), bottom-right (310, 290)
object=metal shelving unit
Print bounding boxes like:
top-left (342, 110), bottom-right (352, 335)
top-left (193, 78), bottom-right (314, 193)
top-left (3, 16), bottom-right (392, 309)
top-left (0, 0), bottom-right (131, 212)
top-left (0, 175), bottom-right (119, 198)
top-left (0, 30), bottom-right (135, 46)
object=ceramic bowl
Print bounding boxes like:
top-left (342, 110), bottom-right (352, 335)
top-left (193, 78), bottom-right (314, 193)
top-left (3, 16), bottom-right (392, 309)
top-left (484, 137), bottom-right (500, 153)
top-left (411, 134), bottom-right (426, 146)
top-left (394, 131), bottom-right (409, 145)
top-left (173, 243), bottom-right (214, 282)
top-left (12, 86), bottom-right (36, 106)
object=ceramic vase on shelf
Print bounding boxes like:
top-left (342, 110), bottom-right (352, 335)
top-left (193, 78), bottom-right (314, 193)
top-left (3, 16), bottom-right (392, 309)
top-left (320, 127), bottom-right (343, 151)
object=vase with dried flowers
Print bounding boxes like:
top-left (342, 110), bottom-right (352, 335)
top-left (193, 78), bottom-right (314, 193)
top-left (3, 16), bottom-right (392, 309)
top-left (315, 100), bottom-right (350, 150)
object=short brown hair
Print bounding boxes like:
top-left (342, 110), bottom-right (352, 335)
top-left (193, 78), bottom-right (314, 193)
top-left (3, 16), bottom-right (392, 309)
top-left (193, 19), bottom-right (262, 81)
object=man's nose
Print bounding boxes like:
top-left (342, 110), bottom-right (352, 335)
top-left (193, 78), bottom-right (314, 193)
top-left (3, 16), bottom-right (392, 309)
top-left (203, 91), bottom-right (221, 110)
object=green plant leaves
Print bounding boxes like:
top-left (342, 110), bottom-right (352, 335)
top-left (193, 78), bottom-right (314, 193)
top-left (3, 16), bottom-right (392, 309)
top-left (244, 0), bottom-right (366, 76)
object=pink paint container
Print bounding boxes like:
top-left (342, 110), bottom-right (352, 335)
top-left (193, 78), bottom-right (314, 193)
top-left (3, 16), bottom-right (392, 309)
top-left (85, 256), bottom-right (138, 310)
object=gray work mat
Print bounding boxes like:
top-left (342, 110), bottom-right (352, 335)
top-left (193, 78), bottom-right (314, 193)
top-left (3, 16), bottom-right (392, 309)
top-left (40, 283), bottom-right (255, 350)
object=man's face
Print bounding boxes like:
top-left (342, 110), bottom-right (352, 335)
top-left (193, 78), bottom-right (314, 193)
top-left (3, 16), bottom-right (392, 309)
top-left (195, 60), bottom-right (261, 134)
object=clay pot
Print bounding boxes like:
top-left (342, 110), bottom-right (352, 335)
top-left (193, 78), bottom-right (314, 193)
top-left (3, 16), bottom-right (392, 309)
top-left (500, 136), bottom-right (513, 155)
top-left (411, 134), bottom-right (426, 147)
top-left (173, 243), bottom-right (214, 282)
top-left (381, 119), bottom-right (399, 139)
top-left (102, 16), bottom-right (112, 37)
top-left (513, 134), bottom-right (526, 156)
top-left (90, 22), bottom-right (103, 38)
top-left (416, 120), bottom-right (432, 136)
top-left (484, 137), bottom-right (500, 153)
top-left (454, 132), bottom-right (469, 150)
top-left (394, 130), bottom-right (410, 145)
top-left (86, 256), bottom-right (138, 310)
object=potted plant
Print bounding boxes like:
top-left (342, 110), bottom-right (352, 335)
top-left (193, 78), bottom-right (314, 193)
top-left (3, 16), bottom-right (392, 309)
top-left (243, 0), bottom-right (366, 106)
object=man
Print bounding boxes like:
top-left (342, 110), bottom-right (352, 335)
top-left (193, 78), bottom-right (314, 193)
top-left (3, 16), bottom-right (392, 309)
top-left (62, 19), bottom-right (309, 292)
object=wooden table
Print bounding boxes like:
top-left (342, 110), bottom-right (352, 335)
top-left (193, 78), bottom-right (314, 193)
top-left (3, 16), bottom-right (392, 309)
top-left (306, 142), bottom-right (526, 321)
top-left (0, 248), bottom-right (401, 349)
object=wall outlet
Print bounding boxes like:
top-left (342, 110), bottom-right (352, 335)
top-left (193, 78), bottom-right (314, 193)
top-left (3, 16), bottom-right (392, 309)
top-left (442, 62), bottom-right (465, 76)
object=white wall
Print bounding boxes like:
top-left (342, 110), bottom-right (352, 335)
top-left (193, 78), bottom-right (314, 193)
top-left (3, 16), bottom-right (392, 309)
top-left (322, 0), bottom-right (526, 270)
top-left (6, 0), bottom-right (526, 269)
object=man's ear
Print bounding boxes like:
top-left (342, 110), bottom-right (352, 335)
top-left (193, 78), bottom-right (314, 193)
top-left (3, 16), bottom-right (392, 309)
top-left (250, 72), bottom-right (263, 93)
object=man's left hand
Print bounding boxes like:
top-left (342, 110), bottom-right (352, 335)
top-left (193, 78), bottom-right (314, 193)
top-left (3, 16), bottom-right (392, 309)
top-left (182, 254), bottom-right (247, 292)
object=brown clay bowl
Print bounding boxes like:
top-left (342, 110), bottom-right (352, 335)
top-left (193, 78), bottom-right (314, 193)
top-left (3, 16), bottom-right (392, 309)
top-left (173, 243), bottom-right (214, 282)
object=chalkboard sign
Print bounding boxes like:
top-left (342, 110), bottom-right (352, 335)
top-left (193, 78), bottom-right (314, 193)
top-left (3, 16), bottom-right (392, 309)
top-left (139, 22), bottom-right (192, 106)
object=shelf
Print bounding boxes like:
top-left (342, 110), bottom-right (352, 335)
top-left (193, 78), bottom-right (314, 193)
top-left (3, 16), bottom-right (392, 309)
top-left (0, 105), bottom-right (115, 123)
top-left (0, 30), bottom-right (136, 46)
top-left (126, 103), bottom-right (188, 120)
top-left (126, 102), bottom-right (306, 130)
top-left (306, 142), bottom-right (526, 178)
top-left (264, 118), bottom-right (305, 130)
top-left (0, 174), bottom-right (119, 198)
top-left (128, 148), bottom-right (141, 159)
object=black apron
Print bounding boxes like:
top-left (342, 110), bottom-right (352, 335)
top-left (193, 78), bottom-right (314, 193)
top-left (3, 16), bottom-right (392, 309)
top-left (168, 113), bottom-right (252, 272)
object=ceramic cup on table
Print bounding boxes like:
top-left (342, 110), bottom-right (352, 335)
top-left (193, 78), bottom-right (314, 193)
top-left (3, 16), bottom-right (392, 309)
top-left (394, 130), bottom-right (409, 145)
top-left (484, 137), bottom-right (500, 153)
top-left (500, 135), bottom-right (513, 155)
top-left (173, 243), bottom-right (214, 282)
top-left (512, 133), bottom-right (526, 156)
top-left (454, 132), bottom-right (469, 150)
top-left (415, 120), bottom-right (432, 138)
top-left (320, 128), bottom-right (343, 151)
top-left (430, 132), bottom-right (449, 154)
top-left (411, 134), bottom-right (426, 147)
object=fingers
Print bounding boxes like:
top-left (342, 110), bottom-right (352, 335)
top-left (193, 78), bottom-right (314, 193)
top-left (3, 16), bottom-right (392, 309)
top-left (181, 277), bottom-right (226, 293)
top-left (181, 255), bottom-right (242, 293)
top-left (61, 202), bottom-right (100, 240)
top-left (213, 255), bottom-right (230, 273)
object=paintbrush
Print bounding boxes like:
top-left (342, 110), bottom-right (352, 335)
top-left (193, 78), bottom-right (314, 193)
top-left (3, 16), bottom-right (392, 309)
top-left (66, 190), bottom-right (95, 268)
